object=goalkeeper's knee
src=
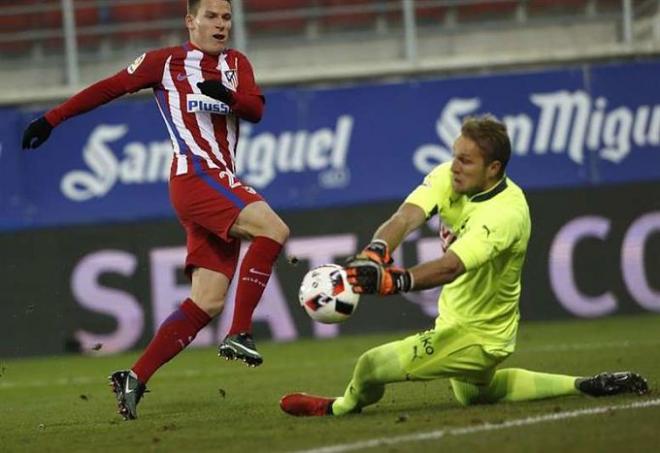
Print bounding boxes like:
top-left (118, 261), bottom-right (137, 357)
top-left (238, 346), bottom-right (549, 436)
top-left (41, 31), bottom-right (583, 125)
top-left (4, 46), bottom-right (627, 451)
top-left (450, 378), bottom-right (487, 406)
top-left (353, 350), bottom-right (379, 384)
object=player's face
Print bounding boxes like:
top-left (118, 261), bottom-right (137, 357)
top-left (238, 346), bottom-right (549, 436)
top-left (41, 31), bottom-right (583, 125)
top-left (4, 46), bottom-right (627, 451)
top-left (186, 0), bottom-right (232, 55)
top-left (450, 135), bottom-right (500, 196)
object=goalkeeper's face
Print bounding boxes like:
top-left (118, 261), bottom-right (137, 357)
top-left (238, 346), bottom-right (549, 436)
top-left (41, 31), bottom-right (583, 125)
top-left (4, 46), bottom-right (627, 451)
top-left (450, 135), bottom-right (501, 196)
top-left (187, 0), bottom-right (232, 55)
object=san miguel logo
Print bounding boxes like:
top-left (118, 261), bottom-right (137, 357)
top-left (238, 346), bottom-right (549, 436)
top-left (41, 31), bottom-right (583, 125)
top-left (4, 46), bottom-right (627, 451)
top-left (414, 92), bottom-right (660, 174)
top-left (60, 125), bottom-right (173, 202)
top-left (59, 115), bottom-right (356, 201)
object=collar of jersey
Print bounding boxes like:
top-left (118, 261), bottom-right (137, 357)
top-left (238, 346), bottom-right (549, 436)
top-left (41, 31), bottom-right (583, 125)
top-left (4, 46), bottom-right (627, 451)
top-left (469, 176), bottom-right (508, 203)
top-left (184, 41), bottom-right (229, 57)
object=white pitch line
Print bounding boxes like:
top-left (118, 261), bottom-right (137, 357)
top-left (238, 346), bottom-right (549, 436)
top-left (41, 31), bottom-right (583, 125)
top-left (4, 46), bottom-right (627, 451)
top-left (291, 398), bottom-right (660, 453)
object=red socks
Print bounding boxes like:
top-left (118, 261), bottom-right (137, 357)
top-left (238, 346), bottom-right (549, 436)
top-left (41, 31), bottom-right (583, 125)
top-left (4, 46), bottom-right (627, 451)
top-left (228, 236), bottom-right (282, 335)
top-left (132, 298), bottom-right (211, 384)
top-left (131, 237), bottom-right (282, 383)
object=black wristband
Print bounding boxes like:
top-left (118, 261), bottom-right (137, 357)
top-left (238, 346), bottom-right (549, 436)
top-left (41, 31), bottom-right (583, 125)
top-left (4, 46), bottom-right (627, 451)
top-left (395, 271), bottom-right (413, 293)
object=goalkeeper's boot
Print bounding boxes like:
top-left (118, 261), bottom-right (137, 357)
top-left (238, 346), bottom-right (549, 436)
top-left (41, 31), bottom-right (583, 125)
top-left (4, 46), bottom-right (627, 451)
top-left (280, 393), bottom-right (335, 416)
top-left (218, 332), bottom-right (263, 367)
top-left (577, 371), bottom-right (649, 397)
top-left (109, 370), bottom-right (147, 420)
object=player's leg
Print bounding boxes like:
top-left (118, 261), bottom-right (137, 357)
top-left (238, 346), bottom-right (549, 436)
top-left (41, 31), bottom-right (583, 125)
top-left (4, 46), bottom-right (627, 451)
top-left (280, 338), bottom-right (410, 417)
top-left (130, 225), bottom-right (234, 385)
top-left (334, 327), bottom-right (513, 415)
top-left (450, 367), bottom-right (648, 405)
top-left (330, 339), bottom-right (412, 415)
top-left (111, 268), bottom-right (226, 420)
top-left (110, 223), bottom-right (233, 420)
top-left (219, 200), bottom-right (289, 360)
top-left (111, 168), bottom-right (242, 419)
top-left (281, 325), bottom-right (491, 417)
top-left (450, 368), bottom-right (579, 406)
top-left (129, 266), bottom-right (226, 383)
top-left (170, 169), bottom-right (284, 364)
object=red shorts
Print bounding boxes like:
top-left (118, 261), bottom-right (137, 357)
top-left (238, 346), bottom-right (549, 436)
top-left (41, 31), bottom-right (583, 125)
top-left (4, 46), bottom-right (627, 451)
top-left (169, 167), bottom-right (263, 279)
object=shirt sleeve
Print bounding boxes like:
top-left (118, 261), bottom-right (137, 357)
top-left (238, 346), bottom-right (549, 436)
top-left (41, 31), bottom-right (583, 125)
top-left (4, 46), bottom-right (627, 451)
top-left (449, 208), bottom-right (520, 271)
top-left (229, 51), bottom-right (264, 123)
top-left (45, 50), bottom-right (167, 127)
top-left (404, 163), bottom-right (450, 218)
top-left (116, 50), bottom-right (169, 93)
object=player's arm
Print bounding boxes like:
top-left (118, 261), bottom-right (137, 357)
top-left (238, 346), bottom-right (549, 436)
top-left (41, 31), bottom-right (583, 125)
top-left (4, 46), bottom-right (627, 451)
top-left (350, 206), bottom-right (517, 296)
top-left (21, 75), bottom-right (131, 149)
top-left (352, 202), bottom-right (427, 265)
top-left (22, 51), bottom-right (165, 150)
top-left (347, 249), bottom-right (465, 295)
top-left (373, 203), bottom-right (427, 252)
top-left (407, 250), bottom-right (465, 290)
top-left (348, 165), bottom-right (446, 266)
top-left (196, 51), bottom-right (264, 123)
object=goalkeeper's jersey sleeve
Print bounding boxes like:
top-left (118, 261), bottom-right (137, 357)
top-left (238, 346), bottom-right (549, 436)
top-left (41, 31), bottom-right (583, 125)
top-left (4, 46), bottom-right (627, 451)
top-left (405, 163), bottom-right (453, 218)
top-left (405, 162), bottom-right (531, 352)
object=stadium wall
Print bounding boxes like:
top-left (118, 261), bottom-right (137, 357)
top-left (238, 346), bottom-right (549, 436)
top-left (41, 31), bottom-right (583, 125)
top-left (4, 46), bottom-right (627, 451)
top-left (1, 59), bottom-right (659, 357)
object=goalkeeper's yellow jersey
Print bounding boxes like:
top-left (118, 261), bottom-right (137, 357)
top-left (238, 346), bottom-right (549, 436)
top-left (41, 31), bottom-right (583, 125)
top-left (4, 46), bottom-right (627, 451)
top-left (405, 162), bottom-right (531, 353)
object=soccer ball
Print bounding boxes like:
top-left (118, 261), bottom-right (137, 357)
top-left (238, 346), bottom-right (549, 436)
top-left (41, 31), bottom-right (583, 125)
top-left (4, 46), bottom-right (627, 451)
top-left (298, 264), bottom-right (360, 324)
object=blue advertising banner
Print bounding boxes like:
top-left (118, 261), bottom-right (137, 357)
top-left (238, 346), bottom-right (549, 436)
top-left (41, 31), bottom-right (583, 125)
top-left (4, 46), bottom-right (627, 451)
top-left (0, 107), bottom-right (24, 230)
top-left (1, 60), bottom-right (659, 231)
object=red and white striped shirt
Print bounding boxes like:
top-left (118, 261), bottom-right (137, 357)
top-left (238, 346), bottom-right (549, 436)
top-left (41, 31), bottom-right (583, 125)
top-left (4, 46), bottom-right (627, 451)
top-left (45, 41), bottom-right (264, 178)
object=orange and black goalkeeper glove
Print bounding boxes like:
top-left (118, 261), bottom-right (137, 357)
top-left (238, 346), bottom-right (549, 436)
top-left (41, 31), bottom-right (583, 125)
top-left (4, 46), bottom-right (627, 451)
top-left (345, 239), bottom-right (393, 268)
top-left (345, 259), bottom-right (412, 296)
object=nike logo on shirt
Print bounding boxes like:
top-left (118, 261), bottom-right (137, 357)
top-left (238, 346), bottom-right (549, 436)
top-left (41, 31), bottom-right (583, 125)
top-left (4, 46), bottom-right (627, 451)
top-left (249, 268), bottom-right (271, 278)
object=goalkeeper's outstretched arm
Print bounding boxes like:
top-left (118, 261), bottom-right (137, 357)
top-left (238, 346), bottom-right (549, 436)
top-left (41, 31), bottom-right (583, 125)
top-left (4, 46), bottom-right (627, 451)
top-left (408, 250), bottom-right (465, 290)
top-left (346, 249), bottom-right (465, 295)
top-left (371, 202), bottom-right (427, 253)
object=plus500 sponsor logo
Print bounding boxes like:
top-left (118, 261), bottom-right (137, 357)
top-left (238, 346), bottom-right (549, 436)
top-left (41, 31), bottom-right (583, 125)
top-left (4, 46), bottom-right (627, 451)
top-left (186, 94), bottom-right (230, 114)
top-left (59, 115), bottom-right (354, 201)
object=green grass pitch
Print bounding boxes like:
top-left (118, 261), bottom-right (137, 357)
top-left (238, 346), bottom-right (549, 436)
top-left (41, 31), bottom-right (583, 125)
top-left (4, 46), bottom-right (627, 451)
top-left (1, 314), bottom-right (659, 452)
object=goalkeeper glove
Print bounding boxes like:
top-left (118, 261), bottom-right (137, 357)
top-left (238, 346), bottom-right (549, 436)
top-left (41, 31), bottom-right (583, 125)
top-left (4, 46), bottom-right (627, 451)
top-left (345, 239), bottom-right (393, 268)
top-left (345, 259), bottom-right (412, 296)
top-left (22, 117), bottom-right (53, 150)
top-left (197, 80), bottom-right (234, 105)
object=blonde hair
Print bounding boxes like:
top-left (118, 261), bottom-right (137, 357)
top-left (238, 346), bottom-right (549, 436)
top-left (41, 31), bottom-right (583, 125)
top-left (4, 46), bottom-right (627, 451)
top-left (461, 114), bottom-right (511, 177)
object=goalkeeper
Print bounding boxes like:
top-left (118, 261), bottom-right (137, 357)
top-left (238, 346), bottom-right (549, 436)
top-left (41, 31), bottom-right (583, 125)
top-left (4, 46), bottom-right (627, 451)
top-left (280, 114), bottom-right (648, 417)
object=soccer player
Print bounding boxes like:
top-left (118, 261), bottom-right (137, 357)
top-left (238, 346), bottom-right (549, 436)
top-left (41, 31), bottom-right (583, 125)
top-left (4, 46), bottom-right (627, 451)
top-left (22, 0), bottom-right (288, 420)
top-left (280, 115), bottom-right (648, 417)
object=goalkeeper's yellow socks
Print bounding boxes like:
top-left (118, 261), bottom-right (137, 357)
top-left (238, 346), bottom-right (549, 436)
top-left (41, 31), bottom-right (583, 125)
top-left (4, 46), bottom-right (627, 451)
top-left (451, 368), bottom-right (580, 405)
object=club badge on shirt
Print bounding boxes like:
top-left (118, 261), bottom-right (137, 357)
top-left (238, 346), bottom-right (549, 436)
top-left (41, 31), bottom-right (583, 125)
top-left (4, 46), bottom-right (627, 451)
top-left (223, 69), bottom-right (237, 91)
top-left (224, 70), bottom-right (236, 84)
top-left (220, 55), bottom-right (239, 91)
top-left (440, 224), bottom-right (457, 252)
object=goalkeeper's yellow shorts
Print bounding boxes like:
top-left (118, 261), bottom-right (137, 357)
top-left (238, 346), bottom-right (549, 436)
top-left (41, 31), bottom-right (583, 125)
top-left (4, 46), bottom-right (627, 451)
top-left (394, 322), bottom-right (510, 384)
